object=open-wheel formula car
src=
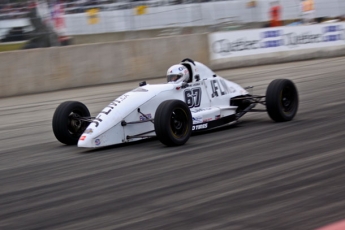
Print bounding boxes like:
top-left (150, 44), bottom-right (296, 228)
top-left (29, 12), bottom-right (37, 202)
top-left (52, 58), bottom-right (298, 148)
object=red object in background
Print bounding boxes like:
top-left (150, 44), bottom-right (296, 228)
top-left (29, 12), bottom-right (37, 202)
top-left (270, 4), bottom-right (282, 27)
top-left (52, 4), bottom-right (65, 29)
top-left (28, 1), bottom-right (37, 9)
top-left (316, 220), bottom-right (345, 230)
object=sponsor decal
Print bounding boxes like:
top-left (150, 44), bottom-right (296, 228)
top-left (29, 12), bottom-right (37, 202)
top-left (261, 30), bottom-right (283, 48)
top-left (188, 82), bottom-right (201, 87)
top-left (95, 139), bottom-right (101, 146)
top-left (284, 25), bottom-right (344, 47)
top-left (192, 116), bottom-right (203, 124)
top-left (284, 32), bottom-right (321, 47)
top-left (140, 113), bottom-right (152, 121)
top-left (215, 115), bottom-right (221, 120)
top-left (116, 94), bottom-right (130, 103)
top-left (210, 79), bottom-right (227, 97)
top-left (84, 128), bottom-right (93, 134)
top-left (191, 107), bottom-right (212, 113)
top-left (203, 118), bottom-right (213, 122)
top-left (80, 135), bottom-right (86, 141)
top-left (212, 38), bottom-right (260, 54)
top-left (323, 25), bottom-right (343, 42)
top-left (132, 87), bottom-right (148, 92)
top-left (92, 94), bottom-right (129, 127)
top-left (192, 123), bottom-right (208, 131)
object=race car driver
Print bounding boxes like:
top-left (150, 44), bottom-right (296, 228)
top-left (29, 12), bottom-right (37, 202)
top-left (166, 64), bottom-right (190, 83)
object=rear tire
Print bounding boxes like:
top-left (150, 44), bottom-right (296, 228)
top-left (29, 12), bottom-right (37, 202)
top-left (266, 79), bottom-right (299, 122)
top-left (154, 100), bottom-right (192, 146)
top-left (52, 101), bottom-right (90, 145)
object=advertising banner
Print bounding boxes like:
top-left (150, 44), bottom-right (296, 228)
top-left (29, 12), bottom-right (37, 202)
top-left (209, 23), bottom-right (345, 60)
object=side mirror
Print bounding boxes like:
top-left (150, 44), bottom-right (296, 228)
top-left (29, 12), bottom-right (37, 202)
top-left (195, 75), bottom-right (200, 81)
top-left (139, 81), bottom-right (146, 86)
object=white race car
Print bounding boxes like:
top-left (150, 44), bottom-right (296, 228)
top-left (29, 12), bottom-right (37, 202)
top-left (52, 58), bottom-right (299, 148)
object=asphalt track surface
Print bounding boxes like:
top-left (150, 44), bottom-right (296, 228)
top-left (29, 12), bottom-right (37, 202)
top-left (1, 57), bottom-right (345, 230)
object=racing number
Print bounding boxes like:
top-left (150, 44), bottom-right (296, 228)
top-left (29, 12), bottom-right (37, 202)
top-left (184, 87), bottom-right (201, 108)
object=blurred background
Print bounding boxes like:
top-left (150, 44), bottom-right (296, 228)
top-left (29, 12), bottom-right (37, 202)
top-left (0, 0), bottom-right (344, 50)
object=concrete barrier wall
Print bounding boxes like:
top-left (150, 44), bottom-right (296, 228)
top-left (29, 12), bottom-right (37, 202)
top-left (1, 31), bottom-right (345, 98)
top-left (0, 33), bottom-right (209, 98)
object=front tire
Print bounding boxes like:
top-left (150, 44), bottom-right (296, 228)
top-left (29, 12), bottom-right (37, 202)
top-left (266, 79), bottom-right (299, 122)
top-left (52, 101), bottom-right (90, 145)
top-left (154, 100), bottom-right (192, 146)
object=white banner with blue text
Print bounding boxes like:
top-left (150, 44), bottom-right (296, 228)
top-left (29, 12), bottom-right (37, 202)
top-left (209, 23), bottom-right (345, 59)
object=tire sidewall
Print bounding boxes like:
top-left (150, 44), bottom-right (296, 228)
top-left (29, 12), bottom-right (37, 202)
top-left (266, 79), bottom-right (299, 122)
top-left (52, 101), bottom-right (90, 145)
top-left (278, 80), bottom-right (298, 120)
top-left (154, 100), bottom-right (192, 146)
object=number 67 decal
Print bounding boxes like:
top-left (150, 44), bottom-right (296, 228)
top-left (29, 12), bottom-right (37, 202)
top-left (184, 87), bottom-right (202, 108)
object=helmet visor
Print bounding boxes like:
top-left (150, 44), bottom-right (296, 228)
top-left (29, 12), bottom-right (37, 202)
top-left (167, 74), bottom-right (183, 82)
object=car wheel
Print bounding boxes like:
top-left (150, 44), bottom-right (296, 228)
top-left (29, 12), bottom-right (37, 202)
top-left (154, 100), bottom-right (192, 146)
top-left (52, 101), bottom-right (90, 145)
top-left (266, 79), bottom-right (299, 122)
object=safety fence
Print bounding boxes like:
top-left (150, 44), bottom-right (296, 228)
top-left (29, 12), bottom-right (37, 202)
top-left (0, 0), bottom-right (345, 50)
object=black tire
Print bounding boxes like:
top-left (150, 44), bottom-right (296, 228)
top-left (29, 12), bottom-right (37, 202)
top-left (154, 100), bottom-right (192, 146)
top-left (52, 101), bottom-right (90, 145)
top-left (266, 79), bottom-right (299, 122)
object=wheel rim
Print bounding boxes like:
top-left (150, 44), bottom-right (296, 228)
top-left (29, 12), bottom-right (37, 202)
top-left (170, 107), bottom-right (189, 138)
top-left (281, 85), bottom-right (296, 113)
top-left (67, 110), bottom-right (86, 135)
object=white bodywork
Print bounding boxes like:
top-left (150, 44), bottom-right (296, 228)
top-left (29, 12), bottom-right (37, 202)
top-left (78, 61), bottom-right (248, 148)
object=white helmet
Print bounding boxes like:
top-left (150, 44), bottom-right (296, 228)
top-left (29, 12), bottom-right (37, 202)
top-left (166, 64), bottom-right (190, 83)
